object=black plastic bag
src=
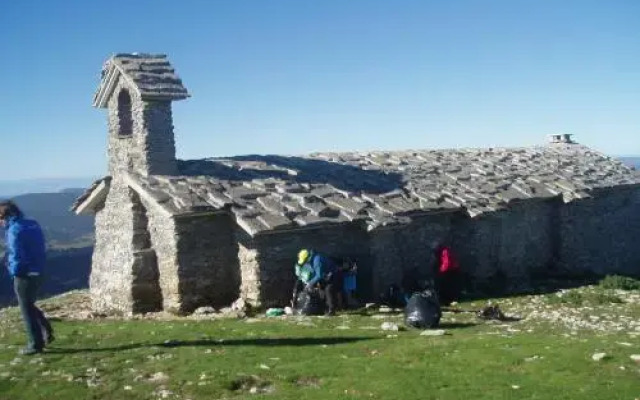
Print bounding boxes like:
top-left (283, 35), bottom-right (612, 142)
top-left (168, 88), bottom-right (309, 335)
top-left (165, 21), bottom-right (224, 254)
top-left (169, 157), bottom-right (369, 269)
top-left (404, 289), bottom-right (441, 329)
top-left (294, 288), bottom-right (325, 316)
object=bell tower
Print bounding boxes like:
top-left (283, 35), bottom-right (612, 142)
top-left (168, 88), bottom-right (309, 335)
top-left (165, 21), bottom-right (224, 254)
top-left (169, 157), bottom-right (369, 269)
top-left (92, 53), bottom-right (189, 176)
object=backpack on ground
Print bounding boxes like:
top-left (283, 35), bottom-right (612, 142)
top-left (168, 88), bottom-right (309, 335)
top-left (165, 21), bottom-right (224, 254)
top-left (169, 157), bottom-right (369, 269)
top-left (294, 288), bottom-right (325, 316)
top-left (404, 289), bottom-right (442, 329)
top-left (380, 284), bottom-right (408, 308)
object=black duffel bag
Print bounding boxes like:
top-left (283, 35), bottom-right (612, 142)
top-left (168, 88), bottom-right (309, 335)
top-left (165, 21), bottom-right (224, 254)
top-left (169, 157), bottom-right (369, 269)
top-left (294, 288), bottom-right (325, 316)
top-left (404, 289), bottom-right (441, 329)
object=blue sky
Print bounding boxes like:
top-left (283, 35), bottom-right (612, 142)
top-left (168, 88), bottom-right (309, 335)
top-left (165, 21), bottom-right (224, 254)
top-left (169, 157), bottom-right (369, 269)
top-left (1, 1), bottom-right (639, 180)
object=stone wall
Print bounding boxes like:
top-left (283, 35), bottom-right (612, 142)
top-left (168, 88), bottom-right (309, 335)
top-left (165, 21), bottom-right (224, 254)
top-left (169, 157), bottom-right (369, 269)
top-left (367, 209), bottom-right (557, 297)
top-left (90, 178), bottom-right (134, 313)
top-left (558, 187), bottom-right (640, 277)
top-left (368, 213), bottom-right (454, 297)
top-left (237, 224), bottom-right (370, 308)
top-left (237, 238), bottom-right (261, 306)
top-left (138, 194), bottom-right (180, 312)
top-left (451, 200), bottom-right (557, 292)
top-left (129, 191), bottom-right (163, 312)
top-left (91, 179), bottom-right (163, 313)
top-left (173, 213), bottom-right (241, 312)
top-left (107, 78), bottom-right (177, 177)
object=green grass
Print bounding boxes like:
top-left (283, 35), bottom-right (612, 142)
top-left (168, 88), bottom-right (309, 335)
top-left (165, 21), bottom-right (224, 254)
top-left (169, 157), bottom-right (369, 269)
top-left (0, 289), bottom-right (639, 400)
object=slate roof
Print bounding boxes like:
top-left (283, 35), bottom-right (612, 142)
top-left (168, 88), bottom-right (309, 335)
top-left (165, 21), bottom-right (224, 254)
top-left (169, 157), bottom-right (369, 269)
top-left (71, 176), bottom-right (112, 213)
top-left (99, 142), bottom-right (640, 236)
top-left (93, 53), bottom-right (189, 108)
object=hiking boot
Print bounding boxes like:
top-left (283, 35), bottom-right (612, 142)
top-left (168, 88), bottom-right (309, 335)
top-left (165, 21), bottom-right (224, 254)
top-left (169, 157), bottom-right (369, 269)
top-left (19, 347), bottom-right (43, 356)
top-left (45, 333), bottom-right (55, 346)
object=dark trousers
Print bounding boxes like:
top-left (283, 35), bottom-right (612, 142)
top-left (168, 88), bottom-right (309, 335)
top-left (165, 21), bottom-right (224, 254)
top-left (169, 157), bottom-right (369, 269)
top-left (292, 277), bottom-right (337, 314)
top-left (436, 270), bottom-right (462, 306)
top-left (14, 276), bottom-right (52, 350)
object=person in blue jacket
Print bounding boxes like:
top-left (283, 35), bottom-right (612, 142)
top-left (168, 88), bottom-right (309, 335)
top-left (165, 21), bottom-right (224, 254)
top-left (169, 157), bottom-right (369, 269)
top-left (1, 200), bottom-right (53, 355)
top-left (291, 249), bottom-right (337, 315)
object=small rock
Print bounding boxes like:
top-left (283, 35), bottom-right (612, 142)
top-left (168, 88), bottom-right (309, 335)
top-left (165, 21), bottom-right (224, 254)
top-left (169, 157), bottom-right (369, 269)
top-left (420, 329), bottom-right (447, 336)
top-left (124, 386), bottom-right (132, 391)
top-left (511, 385), bottom-right (520, 390)
top-left (591, 352), bottom-right (607, 361)
top-left (157, 389), bottom-right (174, 398)
top-left (259, 364), bottom-right (270, 370)
top-left (193, 306), bottom-right (217, 315)
top-left (148, 372), bottom-right (169, 383)
top-left (380, 322), bottom-right (399, 331)
top-left (630, 354), bottom-right (640, 362)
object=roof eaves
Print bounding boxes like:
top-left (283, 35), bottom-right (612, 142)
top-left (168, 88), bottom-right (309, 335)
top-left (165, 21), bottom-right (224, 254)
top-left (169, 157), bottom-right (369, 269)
top-left (123, 173), bottom-right (175, 218)
top-left (93, 63), bottom-right (119, 108)
top-left (92, 58), bottom-right (143, 108)
top-left (73, 177), bottom-right (111, 215)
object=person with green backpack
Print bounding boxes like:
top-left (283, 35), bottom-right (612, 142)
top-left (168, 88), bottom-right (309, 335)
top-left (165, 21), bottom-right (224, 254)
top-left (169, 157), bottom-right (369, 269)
top-left (291, 249), bottom-right (338, 316)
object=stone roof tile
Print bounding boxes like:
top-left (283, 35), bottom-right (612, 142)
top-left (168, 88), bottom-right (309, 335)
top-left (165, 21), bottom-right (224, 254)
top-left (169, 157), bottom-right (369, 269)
top-left (93, 53), bottom-right (189, 108)
top-left (111, 144), bottom-right (640, 237)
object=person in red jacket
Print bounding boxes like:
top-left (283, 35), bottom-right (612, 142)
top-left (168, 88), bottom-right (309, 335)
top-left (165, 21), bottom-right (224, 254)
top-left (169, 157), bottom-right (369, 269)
top-left (433, 242), bottom-right (462, 305)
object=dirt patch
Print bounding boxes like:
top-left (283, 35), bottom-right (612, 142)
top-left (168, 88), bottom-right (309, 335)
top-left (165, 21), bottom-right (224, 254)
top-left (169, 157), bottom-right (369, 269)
top-left (227, 375), bottom-right (275, 394)
top-left (294, 376), bottom-right (322, 388)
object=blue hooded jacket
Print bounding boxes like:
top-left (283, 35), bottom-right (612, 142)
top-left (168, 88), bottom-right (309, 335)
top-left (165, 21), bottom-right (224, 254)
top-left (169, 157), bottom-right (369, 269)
top-left (4, 216), bottom-right (46, 278)
top-left (295, 251), bottom-right (335, 286)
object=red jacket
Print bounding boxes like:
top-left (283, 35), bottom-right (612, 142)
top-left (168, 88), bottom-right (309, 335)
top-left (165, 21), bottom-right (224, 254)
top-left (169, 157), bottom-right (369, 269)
top-left (438, 247), bottom-right (459, 274)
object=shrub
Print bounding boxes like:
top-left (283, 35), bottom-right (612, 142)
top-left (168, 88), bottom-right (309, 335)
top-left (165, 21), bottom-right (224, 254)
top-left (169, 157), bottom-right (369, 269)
top-left (599, 275), bottom-right (640, 291)
top-left (546, 289), bottom-right (623, 306)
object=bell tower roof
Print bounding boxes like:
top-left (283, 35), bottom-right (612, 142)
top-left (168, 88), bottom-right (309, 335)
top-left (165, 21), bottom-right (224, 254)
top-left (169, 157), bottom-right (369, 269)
top-left (93, 53), bottom-right (190, 108)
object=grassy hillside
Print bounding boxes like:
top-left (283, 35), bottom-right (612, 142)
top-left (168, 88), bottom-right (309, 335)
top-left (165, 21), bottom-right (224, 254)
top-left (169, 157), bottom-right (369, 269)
top-left (0, 281), bottom-right (638, 400)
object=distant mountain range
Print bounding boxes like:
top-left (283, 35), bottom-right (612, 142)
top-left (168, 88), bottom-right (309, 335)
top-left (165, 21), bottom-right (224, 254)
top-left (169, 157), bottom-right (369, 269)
top-left (0, 177), bottom-right (96, 198)
top-left (0, 188), bottom-right (94, 307)
top-left (0, 247), bottom-right (92, 307)
top-left (620, 157), bottom-right (640, 169)
top-left (1, 189), bottom-right (94, 249)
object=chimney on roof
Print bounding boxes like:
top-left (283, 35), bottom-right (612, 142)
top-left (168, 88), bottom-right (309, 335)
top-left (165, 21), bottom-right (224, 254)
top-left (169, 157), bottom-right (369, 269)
top-left (549, 133), bottom-right (575, 144)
